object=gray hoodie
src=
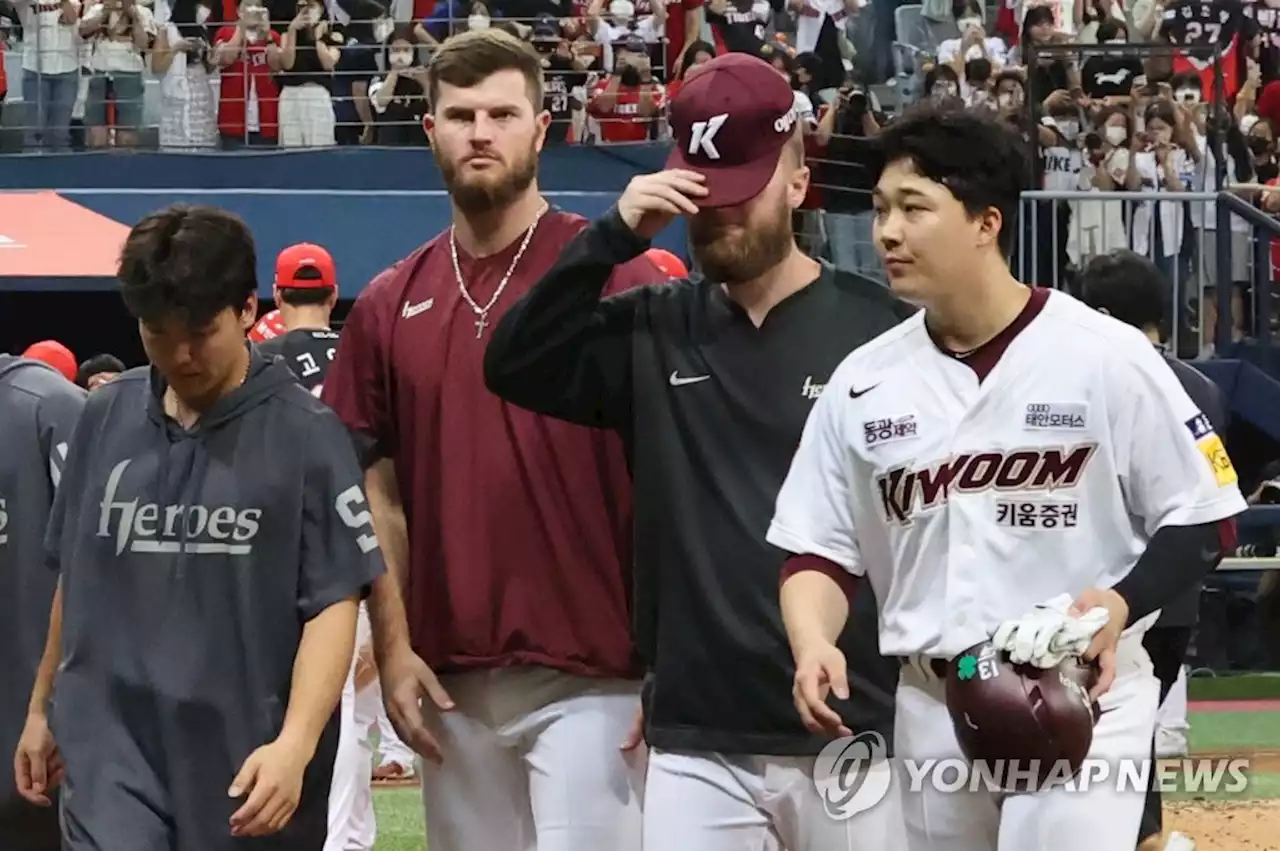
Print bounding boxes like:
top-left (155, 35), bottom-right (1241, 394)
top-left (0, 355), bottom-right (85, 820)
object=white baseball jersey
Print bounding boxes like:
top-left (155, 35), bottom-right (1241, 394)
top-left (767, 290), bottom-right (1247, 660)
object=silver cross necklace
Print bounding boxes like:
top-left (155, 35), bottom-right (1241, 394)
top-left (450, 205), bottom-right (547, 339)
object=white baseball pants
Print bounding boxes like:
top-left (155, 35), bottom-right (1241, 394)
top-left (418, 667), bottom-right (644, 851)
top-left (894, 634), bottom-right (1160, 851)
top-left (376, 704), bottom-right (416, 769)
top-left (326, 607), bottom-right (378, 851)
top-left (642, 748), bottom-right (906, 851)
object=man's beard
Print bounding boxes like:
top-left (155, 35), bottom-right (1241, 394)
top-left (438, 145), bottom-right (538, 216)
top-left (690, 207), bottom-right (793, 285)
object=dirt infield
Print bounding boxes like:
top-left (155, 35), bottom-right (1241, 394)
top-left (1187, 751), bottom-right (1280, 773)
top-left (1165, 800), bottom-right (1280, 850)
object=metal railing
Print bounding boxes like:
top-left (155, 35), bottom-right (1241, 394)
top-left (1, 13), bottom-right (687, 151)
top-left (1015, 190), bottom-right (1278, 358)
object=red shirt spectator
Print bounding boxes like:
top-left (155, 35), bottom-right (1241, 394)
top-left (653, 0), bottom-right (704, 76)
top-left (213, 25), bottom-right (281, 144)
top-left (588, 75), bottom-right (667, 141)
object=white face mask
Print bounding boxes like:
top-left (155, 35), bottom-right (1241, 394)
top-left (195, 4), bottom-right (211, 24)
top-left (958, 17), bottom-right (982, 31)
top-left (1177, 88), bottom-right (1201, 105)
top-left (934, 82), bottom-right (958, 98)
top-left (374, 17), bottom-right (394, 42)
top-left (997, 91), bottom-right (1018, 108)
top-left (389, 48), bottom-right (413, 67)
top-left (468, 14), bottom-right (490, 29)
top-left (610, 0), bottom-right (634, 24)
top-left (1056, 119), bottom-right (1079, 141)
top-left (1105, 125), bottom-right (1127, 146)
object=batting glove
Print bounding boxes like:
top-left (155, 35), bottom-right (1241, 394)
top-left (992, 594), bottom-right (1110, 668)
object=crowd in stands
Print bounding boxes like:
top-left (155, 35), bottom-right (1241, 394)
top-left (4, 0), bottom-right (1280, 346)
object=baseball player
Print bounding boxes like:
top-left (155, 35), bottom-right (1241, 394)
top-left (0, 353), bottom-right (86, 851)
top-left (770, 105), bottom-right (1247, 851)
top-left (13, 205), bottom-right (384, 851)
top-left (483, 51), bottom-right (912, 851)
top-left (255, 243), bottom-right (343, 398)
top-left (322, 30), bottom-right (660, 851)
top-left (1078, 250), bottom-right (1226, 851)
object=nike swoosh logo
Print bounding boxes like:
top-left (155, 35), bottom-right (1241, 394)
top-left (670, 371), bottom-right (711, 387)
top-left (402, 299), bottom-right (434, 319)
top-left (1200, 547), bottom-right (1220, 562)
top-left (849, 383), bottom-right (880, 399)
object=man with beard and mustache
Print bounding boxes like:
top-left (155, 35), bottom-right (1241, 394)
top-left (321, 27), bottom-right (663, 851)
top-left (484, 51), bottom-right (916, 851)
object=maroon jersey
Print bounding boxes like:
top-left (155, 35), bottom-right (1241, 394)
top-left (323, 209), bottom-right (663, 678)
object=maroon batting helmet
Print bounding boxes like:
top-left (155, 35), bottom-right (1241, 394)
top-left (945, 641), bottom-right (1100, 793)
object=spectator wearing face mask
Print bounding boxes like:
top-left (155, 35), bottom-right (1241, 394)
top-left (1033, 88), bottom-right (1086, 285)
top-left (277, 0), bottom-right (343, 147)
top-left (1127, 99), bottom-right (1200, 283)
top-left (587, 0), bottom-right (661, 72)
top-left (586, 34), bottom-right (664, 140)
top-left (1189, 107), bottom-right (1254, 313)
top-left (1074, 106), bottom-right (1132, 260)
top-left (151, 0), bottom-right (219, 149)
top-left (331, 0), bottom-right (389, 145)
top-left (1080, 18), bottom-right (1143, 105)
top-left (921, 62), bottom-right (961, 104)
top-left (937, 2), bottom-right (1007, 70)
top-left (213, 0), bottom-right (283, 147)
top-left (368, 21), bottom-right (427, 145)
top-left (992, 69), bottom-right (1029, 125)
top-left (1244, 115), bottom-right (1279, 182)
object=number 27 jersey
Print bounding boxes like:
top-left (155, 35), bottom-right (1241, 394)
top-left (767, 289), bottom-right (1246, 660)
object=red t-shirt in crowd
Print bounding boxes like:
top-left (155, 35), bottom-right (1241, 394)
top-left (588, 79), bottom-right (667, 142)
top-left (212, 26), bottom-right (281, 140)
top-left (322, 210), bottom-right (663, 678)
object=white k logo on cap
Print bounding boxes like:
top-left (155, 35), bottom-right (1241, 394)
top-left (688, 113), bottom-right (729, 160)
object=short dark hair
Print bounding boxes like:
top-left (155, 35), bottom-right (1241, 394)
top-left (874, 102), bottom-right (1029, 256)
top-left (117, 205), bottom-right (257, 329)
top-left (1077, 250), bottom-right (1168, 331)
top-left (75, 353), bottom-right (126, 388)
top-left (426, 29), bottom-right (544, 113)
top-left (277, 285), bottom-right (335, 307)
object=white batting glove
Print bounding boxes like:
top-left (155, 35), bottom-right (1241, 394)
top-left (992, 594), bottom-right (1110, 668)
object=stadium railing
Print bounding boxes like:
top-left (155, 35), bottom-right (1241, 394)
top-left (0, 15), bottom-right (679, 151)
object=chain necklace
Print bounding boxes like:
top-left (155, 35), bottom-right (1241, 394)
top-left (450, 205), bottom-right (547, 339)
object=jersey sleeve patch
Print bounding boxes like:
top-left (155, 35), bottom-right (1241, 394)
top-left (1185, 413), bottom-right (1237, 487)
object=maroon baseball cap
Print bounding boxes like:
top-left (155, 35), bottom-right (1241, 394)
top-left (665, 52), bottom-right (799, 208)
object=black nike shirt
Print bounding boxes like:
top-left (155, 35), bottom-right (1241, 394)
top-left (256, 328), bottom-right (341, 396)
top-left (484, 208), bottom-right (917, 755)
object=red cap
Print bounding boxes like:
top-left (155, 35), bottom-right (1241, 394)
top-left (275, 243), bottom-right (337, 292)
top-left (249, 309), bottom-right (287, 343)
top-left (645, 248), bottom-right (689, 279)
top-left (665, 52), bottom-right (800, 208)
top-left (23, 340), bottom-right (77, 382)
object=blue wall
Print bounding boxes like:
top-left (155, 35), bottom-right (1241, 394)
top-left (0, 144), bottom-right (684, 299)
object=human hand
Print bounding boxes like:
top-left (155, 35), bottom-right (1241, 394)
top-left (617, 170), bottom-right (707, 239)
top-left (792, 639), bottom-right (853, 737)
top-left (1069, 588), bottom-right (1128, 699)
top-left (619, 705), bottom-right (644, 751)
top-left (228, 735), bottom-right (311, 837)
top-left (992, 592), bottom-right (1109, 668)
top-left (379, 643), bottom-right (454, 765)
top-left (14, 712), bottom-right (63, 807)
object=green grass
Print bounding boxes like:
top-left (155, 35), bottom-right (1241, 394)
top-left (374, 787), bottom-right (426, 851)
top-left (1188, 672), bottom-right (1280, 702)
top-left (1189, 710), bottom-right (1280, 752)
top-left (366, 710), bottom-right (1280, 849)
